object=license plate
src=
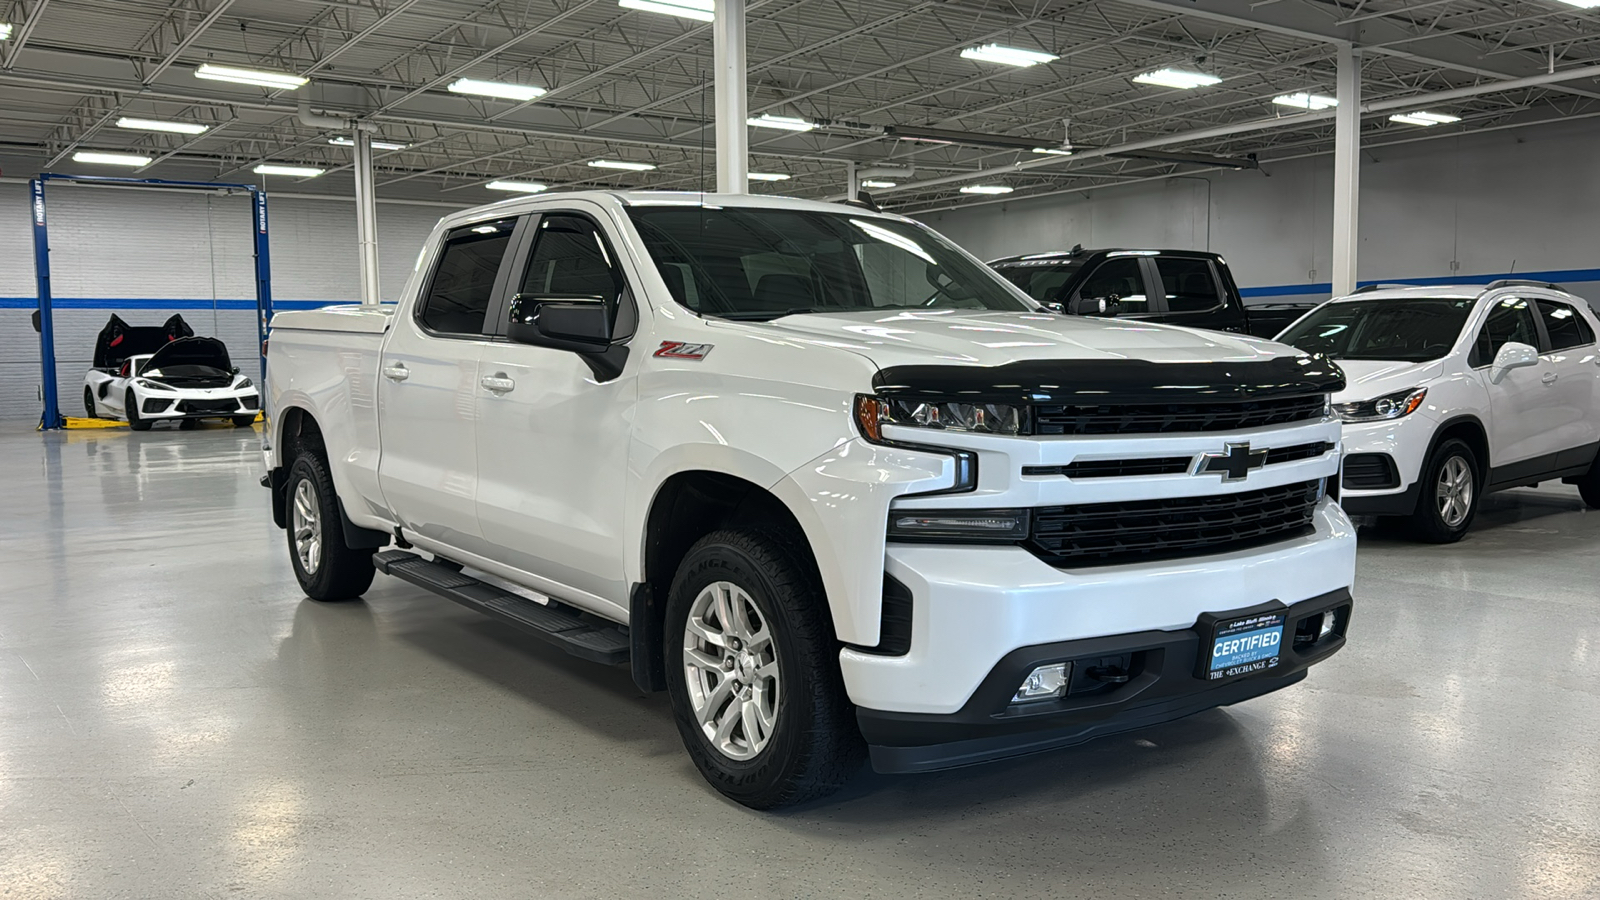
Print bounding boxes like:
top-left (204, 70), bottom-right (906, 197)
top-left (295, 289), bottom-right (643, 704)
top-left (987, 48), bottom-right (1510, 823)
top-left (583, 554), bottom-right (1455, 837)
top-left (1205, 612), bottom-right (1285, 682)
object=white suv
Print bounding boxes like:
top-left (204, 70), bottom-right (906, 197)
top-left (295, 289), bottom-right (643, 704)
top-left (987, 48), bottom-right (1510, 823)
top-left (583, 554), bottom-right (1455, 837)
top-left (1277, 281), bottom-right (1600, 541)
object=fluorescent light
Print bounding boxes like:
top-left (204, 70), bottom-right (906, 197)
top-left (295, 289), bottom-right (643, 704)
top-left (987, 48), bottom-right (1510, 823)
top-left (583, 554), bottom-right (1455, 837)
top-left (253, 164), bottom-right (325, 177)
top-left (73, 151), bottom-right (152, 167)
top-left (747, 114), bottom-right (815, 132)
top-left (447, 78), bottom-right (546, 102)
top-left (328, 137), bottom-right (410, 151)
top-left (486, 180), bottom-right (549, 193)
top-left (0, 24), bottom-right (14, 41)
top-left (1553, 0), bottom-right (1600, 7)
top-left (960, 44), bottom-right (1058, 68)
top-left (1132, 68), bottom-right (1221, 89)
top-left (959, 185), bottom-right (1013, 195)
top-left (860, 179), bottom-right (897, 188)
top-left (195, 63), bottom-right (308, 89)
top-left (1389, 111), bottom-right (1460, 126)
top-left (588, 159), bottom-right (656, 171)
top-left (116, 117), bottom-right (210, 135)
top-left (1031, 147), bottom-right (1073, 156)
top-left (618, 0), bottom-right (714, 20)
top-left (1273, 92), bottom-right (1338, 110)
top-left (747, 172), bottom-right (789, 181)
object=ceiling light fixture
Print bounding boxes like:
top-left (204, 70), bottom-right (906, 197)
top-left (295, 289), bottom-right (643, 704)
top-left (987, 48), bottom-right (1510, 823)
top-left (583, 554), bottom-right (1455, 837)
top-left (0, 24), bottom-right (15, 41)
top-left (1132, 68), bottom-right (1221, 89)
top-left (747, 172), bottom-right (790, 181)
top-left (116, 117), bottom-right (210, 135)
top-left (885, 124), bottom-right (1059, 152)
top-left (747, 114), bottom-right (816, 132)
top-left (1031, 147), bottom-right (1073, 156)
top-left (1389, 111), bottom-right (1461, 126)
top-left (1553, 0), bottom-right (1600, 7)
top-left (960, 44), bottom-right (1058, 68)
top-left (447, 78), bottom-right (546, 102)
top-left (253, 164), bottom-right (325, 177)
top-left (195, 63), bottom-right (308, 89)
top-left (329, 137), bottom-right (410, 151)
top-left (860, 179), bottom-right (897, 189)
top-left (617, 0), bottom-right (714, 20)
top-left (959, 185), bottom-right (1013, 195)
top-left (588, 159), bottom-right (657, 171)
top-left (73, 151), bottom-right (152, 167)
top-left (1272, 92), bottom-right (1338, 110)
top-left (486, 180), bottom-right (549, 193)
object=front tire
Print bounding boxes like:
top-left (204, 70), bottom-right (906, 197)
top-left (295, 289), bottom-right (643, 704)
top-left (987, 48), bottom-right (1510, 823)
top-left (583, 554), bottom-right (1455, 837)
top-left (664, 529), bottom-right (864, 809)
top-left (84, 386), bottom-right (98, 419)
top-left (232, 415), bottom-right (258, 428)
top-left (1575, 457), bottom-right (1600, 509)
top-left (1407, 438), bottom-right (1480, 543)
top-left (125, 390), bottom-right (152, 431)
top-left (285, 452), bottom-right (376, 601)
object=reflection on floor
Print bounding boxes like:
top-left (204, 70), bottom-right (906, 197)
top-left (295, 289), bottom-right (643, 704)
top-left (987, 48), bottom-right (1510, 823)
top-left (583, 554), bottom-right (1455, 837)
top-left (1, 424), bottom-right (1597, 898)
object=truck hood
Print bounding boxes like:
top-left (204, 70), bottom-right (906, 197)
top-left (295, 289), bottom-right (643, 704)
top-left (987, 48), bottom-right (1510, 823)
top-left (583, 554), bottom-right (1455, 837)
top-left (758, 308), bottom-right (1292, 368)
top-left (1328, 359), bottom-right (1443, 402)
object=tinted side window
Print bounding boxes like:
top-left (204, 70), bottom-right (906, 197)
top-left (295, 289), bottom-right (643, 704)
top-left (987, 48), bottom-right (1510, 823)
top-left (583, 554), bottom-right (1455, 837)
top-left (520, 215), bottom-right (624, 305)
top-left (417, 220), bottom-right (515, 335)
top-left (1156, 257), bottom-right (1222, 312)
top-left (1078, 258), bottom-right (1148, 313)
top-left (1472, 296), bottom-right (1540, 366)
top-left (1536, 299), bottom-right (1595, 351)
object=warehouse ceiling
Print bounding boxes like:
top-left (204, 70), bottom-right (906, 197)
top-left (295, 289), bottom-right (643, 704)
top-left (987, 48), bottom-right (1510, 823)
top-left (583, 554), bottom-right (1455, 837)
top-left (1, 0), bottom-right (1597, 212)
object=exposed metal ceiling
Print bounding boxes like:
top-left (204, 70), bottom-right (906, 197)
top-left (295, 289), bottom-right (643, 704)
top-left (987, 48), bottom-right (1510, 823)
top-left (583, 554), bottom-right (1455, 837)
top-left (1, 0), bottom-right (1596, 212)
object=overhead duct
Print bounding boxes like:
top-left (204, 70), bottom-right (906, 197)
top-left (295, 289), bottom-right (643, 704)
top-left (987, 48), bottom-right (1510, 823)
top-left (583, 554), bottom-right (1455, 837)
top-left (298, 94), bottom-right (349, 130)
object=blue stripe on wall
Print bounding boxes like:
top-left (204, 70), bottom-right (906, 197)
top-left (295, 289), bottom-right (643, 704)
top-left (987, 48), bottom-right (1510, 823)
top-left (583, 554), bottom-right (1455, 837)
top-left (0, 298), bottom-right (345, 310)
top-left (1239, 266), bottom-right (1600, 300)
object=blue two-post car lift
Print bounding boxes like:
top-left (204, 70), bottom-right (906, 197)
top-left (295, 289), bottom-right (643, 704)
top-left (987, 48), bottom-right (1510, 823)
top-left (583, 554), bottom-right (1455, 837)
top-left (29, 173), bottom-right (274, 430)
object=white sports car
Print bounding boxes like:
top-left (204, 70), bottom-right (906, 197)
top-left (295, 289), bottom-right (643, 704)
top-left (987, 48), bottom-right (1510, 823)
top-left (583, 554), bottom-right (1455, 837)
top-left (83, 314), bottom-right (260, 430)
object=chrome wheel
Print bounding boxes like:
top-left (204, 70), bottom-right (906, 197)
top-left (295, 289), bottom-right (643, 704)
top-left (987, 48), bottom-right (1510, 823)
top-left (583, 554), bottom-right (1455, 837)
top-left (292, 479), bottom-right (323, 575)
top-left (682, 581), bottom-right (780, 761)
top-left (1436, 455), bottom-right (1474, 528)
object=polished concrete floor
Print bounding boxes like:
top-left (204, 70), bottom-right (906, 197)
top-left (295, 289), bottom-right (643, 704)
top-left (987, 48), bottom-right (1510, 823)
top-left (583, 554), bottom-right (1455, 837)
top-left (2, 423), bottom-right (1597, 899)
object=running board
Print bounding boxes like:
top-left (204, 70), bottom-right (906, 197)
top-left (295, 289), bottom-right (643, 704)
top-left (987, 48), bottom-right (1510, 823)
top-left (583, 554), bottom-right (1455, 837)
top-left (373, 550), bottom-right (629, 666)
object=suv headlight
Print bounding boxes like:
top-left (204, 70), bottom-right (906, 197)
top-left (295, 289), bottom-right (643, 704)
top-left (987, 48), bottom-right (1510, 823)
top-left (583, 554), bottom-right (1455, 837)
top-left (854, 395), bottom-right (1023, 440)
top-left (1334, 387), bottom-right (1427, 423)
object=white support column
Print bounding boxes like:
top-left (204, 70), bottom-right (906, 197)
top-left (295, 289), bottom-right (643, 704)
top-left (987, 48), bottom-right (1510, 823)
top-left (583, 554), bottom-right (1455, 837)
top-left (845, 160), bottom-right (858, 199)
top-left (712, 0), bottom-right (748, 194)
top-left (1330, 43), bottom-right (1361, 297)
top-left (353, 128), bottom-right (382, 307)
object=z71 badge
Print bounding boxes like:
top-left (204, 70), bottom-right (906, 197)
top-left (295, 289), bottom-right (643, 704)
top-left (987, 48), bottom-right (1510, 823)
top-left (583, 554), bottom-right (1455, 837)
top-left (654, 341), bottom-right (713, 360)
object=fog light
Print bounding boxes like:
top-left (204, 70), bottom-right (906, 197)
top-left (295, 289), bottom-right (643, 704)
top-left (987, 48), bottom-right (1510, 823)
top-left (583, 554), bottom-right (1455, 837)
top-left (1319, 611), bottom-right (1336, 639)
top-left (1013, 663), bottom-right (1069, 702)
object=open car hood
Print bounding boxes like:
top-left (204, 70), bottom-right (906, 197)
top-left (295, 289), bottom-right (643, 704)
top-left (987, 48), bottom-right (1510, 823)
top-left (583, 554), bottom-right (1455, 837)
top-left (93, 314), bottom-right (193, 369)
top-left (143, 336), bottom-right (233, 375)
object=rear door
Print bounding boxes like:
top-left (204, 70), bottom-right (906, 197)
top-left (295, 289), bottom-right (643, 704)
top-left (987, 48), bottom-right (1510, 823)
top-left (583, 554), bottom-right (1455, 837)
top-left (1150, 255), bottom-right (1247, 333)
top-left (1532, 296), bottom-right (1600, 460)
top-left (377, 216), bottom-right (520, 557)
top-left (1470, 295), bottom-right (1565, 472)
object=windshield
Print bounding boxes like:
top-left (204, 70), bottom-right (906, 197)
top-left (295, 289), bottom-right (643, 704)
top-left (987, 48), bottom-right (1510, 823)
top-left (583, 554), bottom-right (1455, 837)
top-left (1278, 298), bottom-right (1476, 362)
top-left (994, 261), bottom-right (1085, 304)
top-left (626, 207), bottom-right (1033, 320)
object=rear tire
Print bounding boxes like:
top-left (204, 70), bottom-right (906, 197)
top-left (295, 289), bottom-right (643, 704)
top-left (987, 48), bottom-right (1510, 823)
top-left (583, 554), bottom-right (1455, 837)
top-left (1407, 438), bottom-right (1480, 543)
top-left (232, 415), bottom-right (257, 428)
top-left (664, 529), bottom-right (864, 809)
top-left (1575, 457), bottom-right (1600, 509)
top-left (125, 390), bottom-right (152, 431)
top-left (285, 452), bottom-right (376, 601)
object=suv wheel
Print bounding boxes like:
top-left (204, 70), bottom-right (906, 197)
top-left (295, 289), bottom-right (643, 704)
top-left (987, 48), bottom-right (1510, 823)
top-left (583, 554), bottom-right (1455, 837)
top-left (1408, 438), bottom-right (1479, 543)
top-left (664, 529), bottom-right (864, 809)
top-left (285, 452), bottom-right (376, 600)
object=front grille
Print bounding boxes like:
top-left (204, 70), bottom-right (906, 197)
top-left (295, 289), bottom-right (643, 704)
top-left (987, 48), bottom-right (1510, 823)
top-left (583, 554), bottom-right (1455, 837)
top-left (1265, 441), bottom-right (1335, 465)
top-left (1343, 453), bottom-right (1400, 489)
top-left (176, 399), bottom-right (239, 414)
top-left (1032, 395), bottom-right (1326, 436)
top-left (1028, 480), bottom-right (1322, 568)
top-left (1024, 441), bottom-right (1334, 480)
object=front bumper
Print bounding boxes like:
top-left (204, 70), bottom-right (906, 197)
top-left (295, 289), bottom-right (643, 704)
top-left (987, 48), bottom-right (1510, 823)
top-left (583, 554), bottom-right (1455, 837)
top-left (859, 588), bottom-right (1352, 774)
top-left (1336, 414), bottom-right (1431, 516)
top-left (137, 391), bottom-right (261, 419)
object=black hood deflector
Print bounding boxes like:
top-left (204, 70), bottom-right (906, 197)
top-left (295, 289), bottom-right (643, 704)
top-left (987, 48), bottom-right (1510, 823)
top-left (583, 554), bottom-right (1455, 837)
top-left (143, 336), bottom-right (233, 374)
top-left (93, 314), bottom-right (194, 368)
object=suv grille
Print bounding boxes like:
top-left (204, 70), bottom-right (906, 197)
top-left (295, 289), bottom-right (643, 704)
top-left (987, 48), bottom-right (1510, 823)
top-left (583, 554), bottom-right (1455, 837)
top-left (1028, 480), bottom-right (1322, 568)
top-left (1032, 395), bottom-right (1326, 436)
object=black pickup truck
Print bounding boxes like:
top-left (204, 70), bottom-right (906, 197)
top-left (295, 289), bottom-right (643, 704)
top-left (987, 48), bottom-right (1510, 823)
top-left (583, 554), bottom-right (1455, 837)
top-left (989, 247), bottom-right (1316, 339)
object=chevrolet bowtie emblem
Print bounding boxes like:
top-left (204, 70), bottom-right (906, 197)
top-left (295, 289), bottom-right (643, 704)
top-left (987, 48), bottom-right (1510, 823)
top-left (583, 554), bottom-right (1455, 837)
top-left (1197, 442), bottom-right (1268, 482)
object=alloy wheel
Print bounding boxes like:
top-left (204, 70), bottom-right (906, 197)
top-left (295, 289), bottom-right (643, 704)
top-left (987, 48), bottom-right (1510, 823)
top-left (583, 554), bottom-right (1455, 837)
top-left (682, 581), bottom-right (780, 761)
top-left (1436, 455), bottom-right (1474, 528)
top-left (292, 479), bottom-right (323, 574)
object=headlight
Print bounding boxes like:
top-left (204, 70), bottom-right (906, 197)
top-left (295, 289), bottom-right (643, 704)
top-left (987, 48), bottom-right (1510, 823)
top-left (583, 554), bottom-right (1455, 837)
top-left (1334, 387), bottom-right (1427, 423)
top-left (236, 377), bottom-right (253, 389)
top-left (855, 394), bottom-right (1022, 440)
top-left (134, 378), bottom-right (168, 392)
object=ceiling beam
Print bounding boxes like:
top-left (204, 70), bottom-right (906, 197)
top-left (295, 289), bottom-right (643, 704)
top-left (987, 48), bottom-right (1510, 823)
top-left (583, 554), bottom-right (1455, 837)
top-left (1, 0), bottom-right (52, 70)
top-left (142, 0), bottom-right (238, 85)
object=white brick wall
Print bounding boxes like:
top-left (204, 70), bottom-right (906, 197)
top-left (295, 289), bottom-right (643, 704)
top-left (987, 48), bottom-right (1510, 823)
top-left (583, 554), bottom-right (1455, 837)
top-left (0, 182), bottom-right (446, 421)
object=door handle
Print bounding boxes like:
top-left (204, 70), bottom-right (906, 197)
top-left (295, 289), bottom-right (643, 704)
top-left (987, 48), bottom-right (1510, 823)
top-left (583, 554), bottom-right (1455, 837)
top-left (382, 362), bottom-right (409, 382)
top-left (480, 373), bottom-right (516, 394)
top-left (1542, 371), bottom-right (1559, 385)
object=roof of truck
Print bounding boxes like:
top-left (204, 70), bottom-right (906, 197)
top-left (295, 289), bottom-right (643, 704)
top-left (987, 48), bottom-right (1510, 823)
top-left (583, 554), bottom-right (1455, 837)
top-left (441, 189), bottom-right (898, 229)
top-left (987, 247), bottom-right (1225, 266)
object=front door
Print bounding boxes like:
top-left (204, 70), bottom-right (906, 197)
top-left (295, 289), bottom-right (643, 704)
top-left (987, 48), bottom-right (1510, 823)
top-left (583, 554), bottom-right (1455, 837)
top-left (1472, 295), bottom-right (1565, 472)
top-left (474, 211), bottom-right (639, 609)
top-left (377, 216), bottom-right (518, 556)
top-left (1072, 256), bottom-right (1154, 318)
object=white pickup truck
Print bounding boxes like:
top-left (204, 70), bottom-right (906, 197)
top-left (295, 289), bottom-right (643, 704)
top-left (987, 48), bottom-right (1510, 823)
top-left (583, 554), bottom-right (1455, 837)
top-left (262, 191), bottom-right (1356, 808)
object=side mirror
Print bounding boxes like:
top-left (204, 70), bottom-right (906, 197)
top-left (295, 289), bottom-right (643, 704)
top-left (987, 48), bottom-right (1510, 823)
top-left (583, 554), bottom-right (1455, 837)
top-left (1069, 294), bottom-right (1121, 317)
top-left (1042, 301), bottom-right (1066, 314)
top-left (1489, 341), bottom-right (1539, 383)
top-left (507, 293), bottom-right (613, 353)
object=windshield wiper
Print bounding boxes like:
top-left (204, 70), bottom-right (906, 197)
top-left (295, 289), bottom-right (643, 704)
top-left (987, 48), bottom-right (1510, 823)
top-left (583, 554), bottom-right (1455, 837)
top-left (709, 308), bottom-right (825, 321)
